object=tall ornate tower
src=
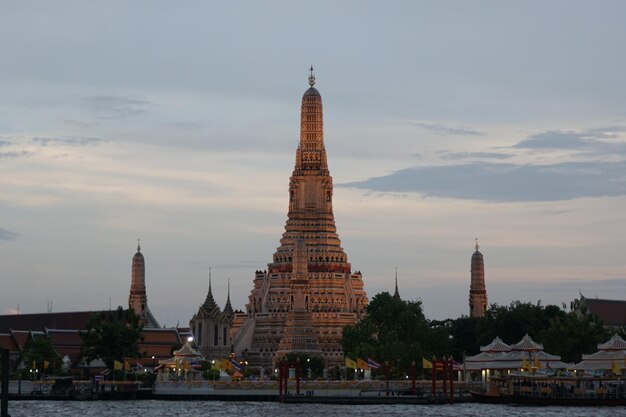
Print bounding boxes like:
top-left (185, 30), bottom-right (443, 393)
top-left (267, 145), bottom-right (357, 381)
top-left (128, 241), bottom-right (159, 328)
top-left (469, 239), bottom-right (488, 318)
top-left (233, 69), bottom-right (368, 368)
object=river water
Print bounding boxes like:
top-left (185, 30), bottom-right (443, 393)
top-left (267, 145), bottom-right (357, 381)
top-left (5, 401), bottom-right (621, 417)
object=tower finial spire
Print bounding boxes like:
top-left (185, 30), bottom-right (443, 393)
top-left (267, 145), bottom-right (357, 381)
top-left (308, 65), bottom-right (315, 87)
top-left (209, 267), bottom-right (212, 292)
top-left (224, 277), bottom-right (234, 316)
top-left (137, 238), bottom-right (141, 252)
top-left (393, 267), bottom-right (400, 299)
top-left (475, 237), bottom-right (479, 251)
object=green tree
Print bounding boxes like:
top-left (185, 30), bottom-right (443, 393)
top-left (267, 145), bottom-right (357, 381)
top-left (80, 307), bottom-right (143, 369)
top-left (443, 300), bottom-right (610, 364)
top-left (199, 360), bottom-right (220, 380)
top-left (475, 301), bottom-right (565, 347)
top-left (19, 336), bottom-right (63, 378)
top-left (543, 310), bottom-right (609, 363)
top-left (342, 292), bottom-right (433, 376)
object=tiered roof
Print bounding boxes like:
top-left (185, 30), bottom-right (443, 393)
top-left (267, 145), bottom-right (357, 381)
top-left (511, 334), bottom-right (543, 351)
top-left (480, 336), bottom-right (511, 352)
top-left (570, 334), bottom-right (626, 371)
top-left (597, 334), bottom-right (626, 351)
top-left (465, 335), bottom-right (567, 370)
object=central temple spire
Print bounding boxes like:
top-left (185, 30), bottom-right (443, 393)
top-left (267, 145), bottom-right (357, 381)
top-left (296, 68), bottom-right (328, 173)
top-left (271, 70), bottom-right (345, 273)
top-left (237, 70), bottom-right (368, 368)
top-left (308, 65), bottom-right (315, 87)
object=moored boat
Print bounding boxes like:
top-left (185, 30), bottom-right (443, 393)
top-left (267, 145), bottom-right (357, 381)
top-left (471, 373), bottom-right (626, 406)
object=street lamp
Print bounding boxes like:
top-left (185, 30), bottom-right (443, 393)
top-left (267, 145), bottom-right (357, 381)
top-left (307, 358), bottom-right (311, 379)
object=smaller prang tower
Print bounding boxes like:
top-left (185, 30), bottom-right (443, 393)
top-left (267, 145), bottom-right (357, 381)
top-left (469, 239), bottom-right (488, 318)
top-left (128, 241), bottom-right (159, 328)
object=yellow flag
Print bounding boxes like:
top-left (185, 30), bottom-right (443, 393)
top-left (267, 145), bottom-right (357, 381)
top-left (124, 360), bottom-right (131, 371)
top-left (222, 359), bottom-right (232, 371)
top-left (422, 358), bottom-right (432, 369)
top-left (357, 358), bottom-right (369, 370)
top-left (521, 357), bottom-right (530, 371)
top-left (612, 359), bottom-right (620, 374)
top-left (114, 360), bottom-right (123, 370)
top-left (345, 358), bottom-right (357, 369)
top-left (44, 360), bottom-right (50, 370)
top-left (533, 355), bottom-right (540, 369)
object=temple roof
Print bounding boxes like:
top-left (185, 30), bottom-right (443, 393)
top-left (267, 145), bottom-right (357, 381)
top-left (223, 279), bottom-right (233, 317)
top-left (0, 334), bottom-right (18, 351)
top-left (598, 334), bottom-right (626, 351)
top-left (202, 274), bottom-right (219, 313)
top-left (511, 334), bottom-right (543, 351)
top-left (581, 295), bottom-right (626, 326)
top-left (0, 311), bottom-right (95, 333)
top-left (173, 340), bottom-right (203, 358)
top-left (480, 336), bottom-right (511, 352)
top-left (393, 268), bottom-right (400, 299)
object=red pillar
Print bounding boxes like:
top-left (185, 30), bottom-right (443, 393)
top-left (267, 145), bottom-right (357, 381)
top-left (295, 358), bottom-right (301, 395)
top-left (449, 358), bottom-right (454, 404)
top-left (431, 361), bottom-right (436, 395)
top-left (411, 361), bottom-right (416, 395)
top-left (385, 362), bottom-right (390, 396)
top-left (278, 361), bottom-right (284, 401)
top-left (442, 360), bottom-right (447, 397)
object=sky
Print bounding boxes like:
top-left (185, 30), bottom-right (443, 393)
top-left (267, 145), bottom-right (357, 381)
top-left (1, 1), bottom-right (626, 326)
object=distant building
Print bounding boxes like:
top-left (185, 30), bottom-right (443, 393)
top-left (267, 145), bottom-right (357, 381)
top-left (469, 240), bottom-right (488, 318)
top-left (578, 294), bottom-right (626, 329)
top-left (0, 311), bottom-right (183, 374)
top-left (128, 242), bottom-right (160, 328)
top-left (230, 69), bottom-right (368, 369)
top-left (0, 244), bottom-right (177, 374)
top-left (189, 273), bottom-right (234, 359)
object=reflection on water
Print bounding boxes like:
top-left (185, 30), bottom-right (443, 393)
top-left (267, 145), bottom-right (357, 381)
top-left (7, 400), bottom-right (617, 417)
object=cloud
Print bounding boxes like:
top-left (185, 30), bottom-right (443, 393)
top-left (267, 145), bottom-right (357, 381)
top-left (63, 119), bottom-right (99, 128)
top-left (81, 95), bottom-right (153, 120)
top-left (341, 161), bottom-right (626, 202)
top-left (513, 127), bottom-right (626, 155)
top-left (410, 121), bottom-right (483, 136)
top-left (32, 136), bottom-right (107, 147)
top-left (0, 140), bottom-right (13, 147)
top-left (0, 227), bottom-right (18, 241)
top-left (0, 150), bottom-right (33, 159)
top-left (440, 151), bottom-right (513, 160)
